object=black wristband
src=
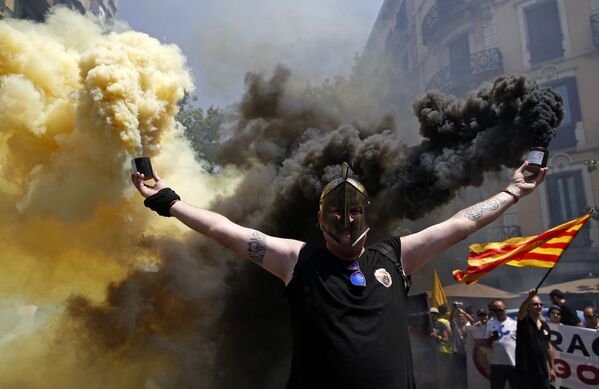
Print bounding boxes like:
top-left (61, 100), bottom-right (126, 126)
top-left (501, 189), bottom-right (519, 204)
top-left (144, 188), bottom-right (181, 217)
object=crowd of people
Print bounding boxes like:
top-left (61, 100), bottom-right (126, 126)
top-left (429, 288), bottom-right (598, 389)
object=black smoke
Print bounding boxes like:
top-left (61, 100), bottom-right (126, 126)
top-left (213, 67), bottom-right (562, 236)
top-left (208, 67), bottom-right (563, 387)
top-left (67, 66), bottom-right (563, 388)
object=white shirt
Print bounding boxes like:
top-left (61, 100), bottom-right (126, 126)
top-left (484, 317), bottom-right (517, 366)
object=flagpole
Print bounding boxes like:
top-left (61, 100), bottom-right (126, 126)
top-left (535, 209), bottom-right (594, 292)
top-left (534, 267), bottom-right (555, 292)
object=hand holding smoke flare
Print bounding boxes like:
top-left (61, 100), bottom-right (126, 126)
top-left (380, 74), bottom-right (563, 220)
top-left (132, 157), bottom-right (154, 180)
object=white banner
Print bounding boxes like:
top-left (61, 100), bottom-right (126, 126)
top-left (465, 323), bottom-right (599, 389)
top-left (466, 325), bottom-right (492, 389)
top-left (549, 323), bottom-right (599, 388)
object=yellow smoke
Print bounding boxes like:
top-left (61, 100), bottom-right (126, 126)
top-left (0, 7), bottom-right (238, 387)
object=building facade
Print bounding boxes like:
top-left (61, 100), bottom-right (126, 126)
top-left (0, 0), bottom-right (118, 20)
top-left (1, 0), bottom-right (15, 18)
top-left (361, 0), bottom-right (599, 291)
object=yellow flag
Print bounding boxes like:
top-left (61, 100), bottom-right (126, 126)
top-left (432, 269), bottom-right (448, 308)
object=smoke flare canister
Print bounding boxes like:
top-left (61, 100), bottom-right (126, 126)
top-left (132, 157), bottom-right (154, 180)
top-left (527, 147), bottom-right (548, 173)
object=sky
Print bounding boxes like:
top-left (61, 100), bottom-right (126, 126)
top-left (116, 0), bottom-right (384, 108)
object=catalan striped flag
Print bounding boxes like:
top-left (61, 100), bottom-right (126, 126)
top-left (453, 211), bottom-right (593, 285)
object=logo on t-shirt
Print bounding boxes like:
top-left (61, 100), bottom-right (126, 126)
top-left (374, 268), bottom-right (392, 288)
top-left (497, 324), bottom-right (511, 338)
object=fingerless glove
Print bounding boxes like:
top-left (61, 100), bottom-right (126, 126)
top-left (144, 188), bottom-right (181, 217)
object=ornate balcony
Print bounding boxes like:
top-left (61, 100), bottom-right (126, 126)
top-left (0, 1), bottom-right (13, 18)
top-left (425, 47), bottom-right (503, 95)
top-left (422, 0), bottom-right (468, 46)
top-left (592, 11), bottom-right (599, 49)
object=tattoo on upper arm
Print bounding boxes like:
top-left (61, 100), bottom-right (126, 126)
top-left (247, 231), bottom-right (267, 266)
top-left (463, 198), bottom-right (502, 221)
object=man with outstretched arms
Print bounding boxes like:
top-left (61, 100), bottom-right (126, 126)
top-left (132, 161), bottom-right (546, 389)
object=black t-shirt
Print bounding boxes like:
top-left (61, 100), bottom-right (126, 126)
top-left (516, 315), bottom-right (551, 376)
top-left (560, 302), bottom-right (581, 326)
top-left (285, 237), bottom-right (415, 389)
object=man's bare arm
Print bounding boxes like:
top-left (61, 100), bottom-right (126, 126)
top-left (133, 173), bottom-right (304, 285)
top-left (170, 201), bottom-right (304, 282)
top-left (400, 162), bottom-right (547, 276)
top-left (400, 191), bottom-right (513, 276)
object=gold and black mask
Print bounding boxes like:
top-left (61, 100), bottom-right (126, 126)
top-left (319, 163), bottom-right (370, 247)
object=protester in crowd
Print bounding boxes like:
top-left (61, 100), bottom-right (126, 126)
top-left (474, 308), bottom-right (489, 326)
top-left (549, 289), bottom-right (582, 327)
top-left (516, 290), bottom-right (556, 388)
top-left (449, 302), bottom-right (471, 389)
top-left (583, 306), bottom-right (598, 330)
top-left (438, 304), bottom-right (452, 333)
top-left (547, 305), bottom-right (562, 324)
top-left (547, 306), bottom-right (562, 325)
top-left (449, 302), bottom-right (473, 329)
top-left (430, 306), bottom-right (453, 383)
top-left (485, 300), bottom-right (518, 389)
top-left (431, 307), bottom-right (452, 352)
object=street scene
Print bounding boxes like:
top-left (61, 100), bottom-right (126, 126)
top-left (0, 0), bottom-right (597, 388)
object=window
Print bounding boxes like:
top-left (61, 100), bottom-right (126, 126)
top-left (546, 171), bottom-right (591, 247)
top-left (524, 0), bottom-right (564, 65)
top-left (545, 77), bottom-right (581, 150)
top-left (385, 2), bottom-right (410, 65)
top-left (449, 33), bottom-right (471, 80)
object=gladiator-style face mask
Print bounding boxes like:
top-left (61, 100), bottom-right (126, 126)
top-left (319, 163), bottom-right (370, 247)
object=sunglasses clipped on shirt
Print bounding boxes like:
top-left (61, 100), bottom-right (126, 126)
top-left (348, 261), bottom-right (366, 287)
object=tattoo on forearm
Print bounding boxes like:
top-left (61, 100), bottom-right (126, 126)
top-left (463, 198), bottom-right (502, 221)
top-left (247, 231), bottom-right (267, 266)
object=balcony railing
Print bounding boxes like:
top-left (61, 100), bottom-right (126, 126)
top-left (592, 11), bottom-right (599, 49)
top-left (422, 0), bottom-right (467, 45)
top-left (425, 47), bottom-right (503, 94)
top-left (0, 0), bottom-right (13, 18)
